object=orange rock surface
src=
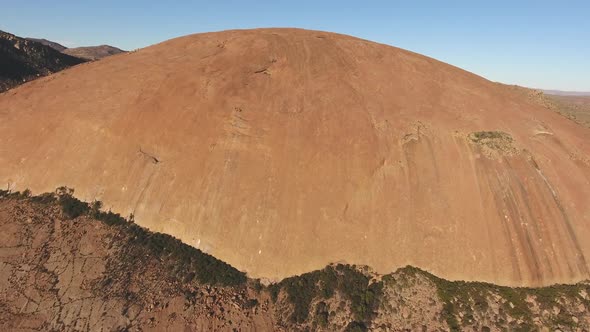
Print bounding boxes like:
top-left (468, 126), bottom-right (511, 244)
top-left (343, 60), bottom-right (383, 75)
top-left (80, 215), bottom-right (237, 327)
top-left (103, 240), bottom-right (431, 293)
top-left (1, 28), bottom-right (589, 286)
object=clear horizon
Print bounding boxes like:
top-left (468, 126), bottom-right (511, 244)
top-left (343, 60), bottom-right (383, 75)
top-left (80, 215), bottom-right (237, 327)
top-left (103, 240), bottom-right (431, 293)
top-left (1, 1), bottom-right (588, 91)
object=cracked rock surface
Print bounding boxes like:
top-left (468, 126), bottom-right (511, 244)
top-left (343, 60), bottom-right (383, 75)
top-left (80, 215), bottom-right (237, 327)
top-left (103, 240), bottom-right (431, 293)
top-left (0, 198), bottom-right (275, 331)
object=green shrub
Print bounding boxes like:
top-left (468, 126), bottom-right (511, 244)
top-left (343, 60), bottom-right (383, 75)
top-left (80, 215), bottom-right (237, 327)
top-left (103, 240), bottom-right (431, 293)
top-left (270, 264), bottom-right (382, 325)
top-left (2, 189), bottom-right (32, 199)
top-left (245, 298), bottom-right (259, 309)
top-left (344, 321), bottom-right (367, 332)
top-left (30, 192), bottom-right (57, 204)
top-left (58, 193), bottom-right (90, 219)
top-left (470, 131), bottom-right (511, 142)
top-left (316, 301), bottom-right (329, 327)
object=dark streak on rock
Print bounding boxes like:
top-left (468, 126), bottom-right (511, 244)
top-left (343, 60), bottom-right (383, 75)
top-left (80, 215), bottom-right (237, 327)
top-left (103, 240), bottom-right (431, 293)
top-left (139, 148), bottom-right (160, 164)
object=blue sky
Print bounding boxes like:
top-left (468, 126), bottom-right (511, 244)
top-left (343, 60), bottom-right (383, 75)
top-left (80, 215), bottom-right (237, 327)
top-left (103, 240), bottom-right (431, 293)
top-left (1, 1), bottom-right (588, 91)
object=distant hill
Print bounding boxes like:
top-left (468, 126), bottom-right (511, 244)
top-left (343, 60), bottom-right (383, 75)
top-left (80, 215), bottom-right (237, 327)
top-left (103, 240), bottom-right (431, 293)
top-left (63, 44), bottom-right (125, 60)
top-left (25, 37), bottom-right (67, 52)
top-left (1, 30), bottom-right (126, 93)
top-left (542, 89), bottom-right (590, 96)
top-left (0, 30), bottom-right (86, 92)
top-left (547, 94), bottom-right (590, 127)
top-left (507, 85), bottom-right (590, 129)
top-left (26, 35), bottom-right (126, 61)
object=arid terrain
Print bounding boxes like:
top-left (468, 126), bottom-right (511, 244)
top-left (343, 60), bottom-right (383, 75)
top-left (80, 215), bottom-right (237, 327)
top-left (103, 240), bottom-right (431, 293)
top-left (25, 37), bottom-right (68, 52)
top-left (27, 35), bottom-right (126, 60)
top-left (1, 30), bottom-right (125, 93)
top-left (1, 192), bottom-right (588, 331)
top-left (0, 30), bottom-right (87, 92)
top-left (62, 45), bottom-right (125, 60)
top-left (507, 85), bottom-right (590, 129)
top-left (545, 95), bottom-right (590, 128)
top-left (1, 28), bottom-right (589, 288)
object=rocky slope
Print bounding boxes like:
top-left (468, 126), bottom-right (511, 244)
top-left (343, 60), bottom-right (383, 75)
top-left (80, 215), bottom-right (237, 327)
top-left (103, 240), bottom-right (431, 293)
top-left (507, 85), bottom-right (590, 129)
top-left (1, 28), bottom-right (590, 287)
top-left (0, 30), bottom-right (87, 92)
top-left (542, 90), bottom-right (590, 97)
top-left (545, 95), bottom-right (590, 128)
top-left (1, 192), bottom-right (589, 331)
top-left (63, 45), bottom-right (125, 60)
top-left (25, 38), bottom-right (67, 52)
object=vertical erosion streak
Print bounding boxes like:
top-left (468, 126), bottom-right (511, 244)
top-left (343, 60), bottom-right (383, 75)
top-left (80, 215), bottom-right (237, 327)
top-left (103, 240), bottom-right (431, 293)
top-left (529, 158), bottom-right (589, 276)
top-left (465, 140), bottom-right (500, 281)
top-left (510, 167), bottom-right (556, 280)
top-left (132, 152), bottom-right (161, 216)
top-left (401, 132), bottom-right (448, 266)
top-left (481, 164), bottom-right (523, 282)
top-left (499, 172), bottom-right (543, 283)
top-left (133, 166), bottom-right (157, 215)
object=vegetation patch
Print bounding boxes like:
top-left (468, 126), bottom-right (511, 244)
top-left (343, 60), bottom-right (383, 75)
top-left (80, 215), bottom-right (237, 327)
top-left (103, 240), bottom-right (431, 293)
top-left (2, 187), bottom-right (247, 287)
top-left (269, 264), bottom-right (383, 328)
top-left (2, 188), bottom-right (589, 331)
top-left (469, 131), bottom-right (517, 156)
top-left (397, 266), bottom-right (590, 331)
top-left (469, 131), bottom-right (512, 145)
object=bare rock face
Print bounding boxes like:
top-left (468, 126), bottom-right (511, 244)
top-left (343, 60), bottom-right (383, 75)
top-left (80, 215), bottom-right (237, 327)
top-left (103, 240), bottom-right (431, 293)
top-left (1, 28), bottom-right (589, 286)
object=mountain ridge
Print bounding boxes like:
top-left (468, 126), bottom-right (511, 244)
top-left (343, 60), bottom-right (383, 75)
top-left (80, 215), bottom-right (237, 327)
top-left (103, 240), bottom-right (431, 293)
top-left (0, 30), bottom-right (86, 92)
top-left (25, 37), bottom-right (67, 51)
top-left (542, 89), bottom-right (590, 96)
top-left (1, 30), bottom-right (126, 93)
top-left (26, 34), bottom-right (126, 60)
